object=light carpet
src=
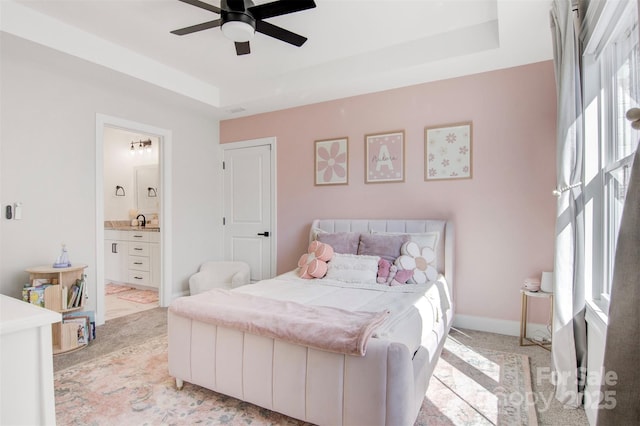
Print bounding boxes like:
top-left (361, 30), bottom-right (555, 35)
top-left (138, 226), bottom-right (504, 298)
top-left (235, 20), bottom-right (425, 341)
top-left (116, 288), bottom-right (159, 304)
top-left (54, 334), bottom-right (537, 425)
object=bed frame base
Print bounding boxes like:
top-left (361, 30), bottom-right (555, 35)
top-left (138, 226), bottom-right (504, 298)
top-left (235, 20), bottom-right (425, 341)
top-left (168, 309), bottom-right (451, 425)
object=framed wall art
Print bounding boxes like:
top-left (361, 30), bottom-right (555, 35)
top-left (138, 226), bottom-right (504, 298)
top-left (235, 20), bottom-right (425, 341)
top-left (424, 122), bottom-right (472, 181)
top-left (315, 137), bottom-right (348, 185)
top-left (365, 130), bottom-right (405, 183)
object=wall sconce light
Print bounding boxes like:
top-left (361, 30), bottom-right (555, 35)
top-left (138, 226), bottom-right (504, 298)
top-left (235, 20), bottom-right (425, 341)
top-left (147, 187), bottom-right (158, 197)
top-left (115, 185), bottom-right (126, 196)
top-left (129, 139), bottom-right (152, 155)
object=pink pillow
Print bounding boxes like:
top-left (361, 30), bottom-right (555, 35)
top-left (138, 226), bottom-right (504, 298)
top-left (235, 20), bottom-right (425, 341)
top-left (377, 258), bottom-right (392, 284)
top-left (358, 233), bottom-right (409, 263)
top-left (390, 268), bottom-right (413, 286)
top-left (298, 241), bottom-right (334, 279)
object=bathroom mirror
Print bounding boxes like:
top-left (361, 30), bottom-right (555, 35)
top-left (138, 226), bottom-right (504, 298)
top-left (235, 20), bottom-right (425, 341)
top-left (134, 165), bottom-right (159, 214)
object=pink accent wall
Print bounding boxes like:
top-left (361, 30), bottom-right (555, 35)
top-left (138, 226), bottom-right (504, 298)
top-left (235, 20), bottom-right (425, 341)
top-left (221, 61), bottom-right (557, 324)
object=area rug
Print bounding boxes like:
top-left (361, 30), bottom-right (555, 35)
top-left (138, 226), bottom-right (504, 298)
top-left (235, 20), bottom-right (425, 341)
top-left (116, 289), bottom-right (159, 304)
top-left (105, 283), bottom-right (133, 295)
top-left (54, 335), bottom-right (537, 425)
top-left (419, 336), bottom-right (538, 426)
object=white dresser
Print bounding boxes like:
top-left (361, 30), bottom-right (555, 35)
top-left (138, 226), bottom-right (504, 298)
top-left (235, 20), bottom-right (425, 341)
top-left (0, 294), bottom-right (61, 425)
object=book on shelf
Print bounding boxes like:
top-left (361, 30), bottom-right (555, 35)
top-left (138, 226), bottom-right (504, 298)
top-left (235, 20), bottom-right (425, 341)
top-left (77, 276), bottom-right (86, 307)
top-left (22, 285), bottom-right (51, 307)
top-left (32, 278), bottom-right (51, 286)
top-left (61, 277), bottom-right (86, 310)
top-left (62, 316), bottom-right (89, 345)
top-left (68, 286), bottom-right (78, 308)
top-left (64, 310), bottom-right (95, 341)
top-left (71, 276), bottom-right (86, 308)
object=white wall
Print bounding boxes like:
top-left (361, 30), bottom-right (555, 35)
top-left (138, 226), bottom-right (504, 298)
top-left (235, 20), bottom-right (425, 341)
top-left (0, 33), bottom-right (223, 309)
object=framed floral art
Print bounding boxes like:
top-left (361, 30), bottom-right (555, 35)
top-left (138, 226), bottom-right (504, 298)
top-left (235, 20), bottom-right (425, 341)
top-left (424, 122), bottom-right (472, 181)
top-left (315, 137), bottom-right (348, 185)
top-left (365, 130), bottom-right (405, 183)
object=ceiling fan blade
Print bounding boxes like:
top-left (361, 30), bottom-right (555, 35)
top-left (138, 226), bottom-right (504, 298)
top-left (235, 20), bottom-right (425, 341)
top-left (171, 19), bottom-right (222, 35)
top-left (255, 20), bottom-right (307, 46)
top-left (176, 0), bottom-right (221, 14)
top-left (249, 0), bottom-right (316, 20)
top-left (235, 41), bottom-right (251, 55)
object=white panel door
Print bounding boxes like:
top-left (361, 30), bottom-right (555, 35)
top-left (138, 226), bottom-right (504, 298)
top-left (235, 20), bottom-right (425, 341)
top-left (223, 141), bottom-right (274, 281)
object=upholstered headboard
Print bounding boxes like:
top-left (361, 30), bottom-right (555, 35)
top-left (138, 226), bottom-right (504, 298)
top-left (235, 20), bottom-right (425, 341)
top-left (310, 219), bottom-right (454, 299)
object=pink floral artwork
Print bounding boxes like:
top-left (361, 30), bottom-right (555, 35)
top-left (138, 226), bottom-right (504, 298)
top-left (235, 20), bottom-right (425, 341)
top-left (365, 131), bottom-right (405, 183)
top-left (425, 123), bottom-right (472, 180)
top-left (315, 138), bottom-right (348, 185)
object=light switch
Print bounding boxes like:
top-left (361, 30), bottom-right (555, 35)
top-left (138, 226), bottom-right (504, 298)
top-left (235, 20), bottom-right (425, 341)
top-left (14, 202), bottom-right (22, 220)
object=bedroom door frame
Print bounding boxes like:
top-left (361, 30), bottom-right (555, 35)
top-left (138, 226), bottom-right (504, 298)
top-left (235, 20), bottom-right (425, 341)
top-left (221, 137), bottom-right (277, 280)
top-left (95, 113), bottom-right (173, 326)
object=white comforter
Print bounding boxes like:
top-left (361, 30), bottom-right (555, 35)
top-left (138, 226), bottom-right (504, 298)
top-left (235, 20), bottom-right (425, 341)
top-left (234, 271), bottom-right (451, 355)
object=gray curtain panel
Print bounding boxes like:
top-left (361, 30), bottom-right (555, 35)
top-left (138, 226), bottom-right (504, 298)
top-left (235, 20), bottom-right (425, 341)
top-left (550, 0), bottom-right (587, 408)
top-left (597, 147), bottom-right (640, 425)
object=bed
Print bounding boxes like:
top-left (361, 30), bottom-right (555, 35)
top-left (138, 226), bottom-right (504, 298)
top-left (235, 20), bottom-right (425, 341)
top-left (168, 219), bottom-right (454, 425)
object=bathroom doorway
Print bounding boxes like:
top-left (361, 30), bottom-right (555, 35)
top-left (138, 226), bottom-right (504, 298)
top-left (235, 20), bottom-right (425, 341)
top-left (95, 114), bottom-right (172, 326)
top-left (103, 127), bottom-right (160, 321)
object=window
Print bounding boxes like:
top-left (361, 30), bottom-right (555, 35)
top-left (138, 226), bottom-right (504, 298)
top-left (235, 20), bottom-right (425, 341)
top-left (583, 0), bottom-right (639, 310)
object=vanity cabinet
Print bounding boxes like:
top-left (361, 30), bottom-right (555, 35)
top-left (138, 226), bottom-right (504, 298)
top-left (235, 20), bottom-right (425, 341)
top-left (105, 230), bottom-right (128, 283)
top-left (105, 229), bottom-right (160, 289)
top-left (128, 231), bottom-right (151, 287)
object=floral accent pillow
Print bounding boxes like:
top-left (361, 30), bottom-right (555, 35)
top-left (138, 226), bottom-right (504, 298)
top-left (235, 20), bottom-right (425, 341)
top-left (298, 241), bottom-right (334, 279)
top-left (395, 241), bottom-right (438, 284)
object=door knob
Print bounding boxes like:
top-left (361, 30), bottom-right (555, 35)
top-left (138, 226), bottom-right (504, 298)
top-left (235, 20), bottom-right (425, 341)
top-left (257, 232), bottom-right (270, 237)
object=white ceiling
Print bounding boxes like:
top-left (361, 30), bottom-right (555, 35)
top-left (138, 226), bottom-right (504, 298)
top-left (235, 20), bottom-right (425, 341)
top-left (0, 0), bottom-right (553, 119)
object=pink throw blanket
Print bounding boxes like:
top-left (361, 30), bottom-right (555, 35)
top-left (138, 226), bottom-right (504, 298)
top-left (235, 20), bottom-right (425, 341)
top-left (169, 289), bottom-right (390, 356)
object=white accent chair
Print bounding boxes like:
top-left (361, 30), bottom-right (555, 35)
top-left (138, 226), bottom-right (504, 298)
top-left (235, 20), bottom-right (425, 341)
top-left (189, 261), bottom-right (251, 295)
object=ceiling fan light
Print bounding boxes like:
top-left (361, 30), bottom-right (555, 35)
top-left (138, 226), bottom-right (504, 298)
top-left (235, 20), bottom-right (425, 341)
top-left (221, 21), bottom-right (255, 43)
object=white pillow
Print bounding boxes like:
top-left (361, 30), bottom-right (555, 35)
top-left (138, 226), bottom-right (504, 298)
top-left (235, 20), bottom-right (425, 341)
top-left (325, 253), bottom-right (380, 284)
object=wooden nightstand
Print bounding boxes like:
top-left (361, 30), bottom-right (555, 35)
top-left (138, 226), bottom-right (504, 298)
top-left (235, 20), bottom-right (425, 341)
top-left (519, 289), bottom-right (553, 351)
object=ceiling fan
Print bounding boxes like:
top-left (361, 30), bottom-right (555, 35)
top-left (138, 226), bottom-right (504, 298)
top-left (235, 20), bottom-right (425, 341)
top-left (171, 0), bottom-right (316, 56)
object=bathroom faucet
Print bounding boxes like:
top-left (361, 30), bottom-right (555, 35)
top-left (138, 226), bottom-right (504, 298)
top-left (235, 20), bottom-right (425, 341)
top-left (136, 214), bottom-right (146, 227)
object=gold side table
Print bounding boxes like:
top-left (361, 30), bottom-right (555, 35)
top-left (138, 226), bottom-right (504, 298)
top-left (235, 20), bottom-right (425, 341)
top-left (519, 289), bottom-right (553, 351)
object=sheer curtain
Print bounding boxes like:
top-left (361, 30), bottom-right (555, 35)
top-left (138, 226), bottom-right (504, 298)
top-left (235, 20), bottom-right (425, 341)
top-left (550, 0), bottom-right (587, 408)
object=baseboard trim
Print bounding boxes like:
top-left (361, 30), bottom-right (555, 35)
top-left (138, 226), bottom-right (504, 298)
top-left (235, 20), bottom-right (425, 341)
top-left (453, 314), bottom-right (551, 338)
